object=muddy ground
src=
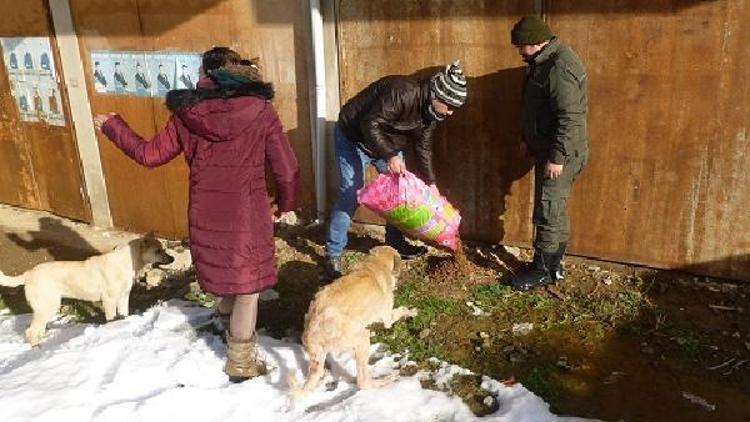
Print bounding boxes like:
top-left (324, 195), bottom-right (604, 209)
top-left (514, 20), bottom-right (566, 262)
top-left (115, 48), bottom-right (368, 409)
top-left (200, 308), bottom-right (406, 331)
top-left (1, 207), bottom-right (748, 422)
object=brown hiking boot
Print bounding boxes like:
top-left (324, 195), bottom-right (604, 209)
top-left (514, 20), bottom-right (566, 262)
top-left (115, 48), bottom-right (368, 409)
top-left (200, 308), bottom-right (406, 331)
top-left (224, 333), bottom-right (268, 383)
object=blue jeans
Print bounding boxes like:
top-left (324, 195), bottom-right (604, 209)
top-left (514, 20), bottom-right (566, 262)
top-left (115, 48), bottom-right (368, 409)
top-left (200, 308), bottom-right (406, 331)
top-left (326, 125), bottom-right (405, 257)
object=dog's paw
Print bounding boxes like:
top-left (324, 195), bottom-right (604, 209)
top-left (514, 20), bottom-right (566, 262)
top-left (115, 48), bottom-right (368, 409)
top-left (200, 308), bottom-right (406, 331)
top-left (361, 374), bottom-right (397, 389)
top-left (404, 307), bottom-right (418, 318)
top-left (24, 328), bottom-right (41, 347)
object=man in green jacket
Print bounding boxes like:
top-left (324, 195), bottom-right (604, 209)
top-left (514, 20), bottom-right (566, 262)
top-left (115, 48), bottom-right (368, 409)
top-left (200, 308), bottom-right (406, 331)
top-left (509, 15), bottom-right (589, 291)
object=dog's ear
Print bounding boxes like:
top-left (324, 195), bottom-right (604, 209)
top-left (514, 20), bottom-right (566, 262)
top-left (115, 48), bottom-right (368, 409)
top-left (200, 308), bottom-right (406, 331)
top-left (371, 246), bottom-right (400, 274)
top-left (392, 251), bottom-right (402, 276)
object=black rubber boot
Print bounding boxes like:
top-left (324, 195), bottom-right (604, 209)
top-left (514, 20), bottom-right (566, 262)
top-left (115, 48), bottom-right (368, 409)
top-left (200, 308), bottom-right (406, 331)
top-left (547, 242), bottom-right (567, 281)
top-left (510, 249), bottom-right (554, 292)
top-left (324, 255), bottom-right (343, 280)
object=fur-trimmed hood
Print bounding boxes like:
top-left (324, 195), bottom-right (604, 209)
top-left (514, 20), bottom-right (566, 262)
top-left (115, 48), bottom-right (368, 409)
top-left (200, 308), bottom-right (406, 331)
top-left (165, 79), bottom-right (274, 113)
top-left (166, 77), bottom-right (275, 142)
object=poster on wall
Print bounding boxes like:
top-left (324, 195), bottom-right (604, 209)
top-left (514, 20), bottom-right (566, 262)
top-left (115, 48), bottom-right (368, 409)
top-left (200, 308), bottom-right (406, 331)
top-left (110, 51), bottom-right (137, 95)
top-left (129, 52), bottom-right (151, 97)
top-left (173, 52), bottom-right (201, 90)
top-left (90, 51), bottom-right (202, 97)
top-left (148, 52), bottom-right (176, 96)
top-left (0, 37), bottom-right (65, 126)
top-left (38, 77), bottom-right (65, 126)
top-left (91, 51), bottom-right (113, 93)
top-left (9, 79), bottom-right (39, 122)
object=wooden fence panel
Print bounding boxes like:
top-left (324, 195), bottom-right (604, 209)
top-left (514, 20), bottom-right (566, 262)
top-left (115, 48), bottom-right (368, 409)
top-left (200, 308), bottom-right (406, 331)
top-left (336, 0), bottom-right (749, 280)
top-left (548, 0), bottom-right (750, 280)
top-left (0, 0), bottom-right (90, 222)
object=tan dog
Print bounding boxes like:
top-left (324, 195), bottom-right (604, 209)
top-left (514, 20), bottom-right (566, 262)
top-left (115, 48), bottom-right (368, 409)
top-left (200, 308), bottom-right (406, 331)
top-left (289, 246), bottom-right (417, 399)
top-left (0, 233), bottom-right (174, 346)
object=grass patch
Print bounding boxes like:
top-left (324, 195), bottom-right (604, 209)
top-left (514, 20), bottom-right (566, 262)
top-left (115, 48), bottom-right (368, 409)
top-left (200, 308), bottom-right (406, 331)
top-left (470, 283), bottom-right (512, 306)
top-left (521, 363), bottom-right (563, 412)
top-left (664, 325), bottom-right (707, 359)
top-left (374, 322), bottom-right (443, 361)
top-left (374, 279), bottom-right (464, 361)
top-left (184, 289), bottom-right (215, 308)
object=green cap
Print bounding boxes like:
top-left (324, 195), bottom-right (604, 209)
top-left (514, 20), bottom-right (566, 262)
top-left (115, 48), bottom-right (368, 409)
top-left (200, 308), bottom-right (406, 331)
top-left (511, 15), bottom-right (554, 45)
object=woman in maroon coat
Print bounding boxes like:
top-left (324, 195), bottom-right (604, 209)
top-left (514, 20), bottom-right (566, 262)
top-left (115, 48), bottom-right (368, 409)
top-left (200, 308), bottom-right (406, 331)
top-left (94, 47), bottom-right (299, 382)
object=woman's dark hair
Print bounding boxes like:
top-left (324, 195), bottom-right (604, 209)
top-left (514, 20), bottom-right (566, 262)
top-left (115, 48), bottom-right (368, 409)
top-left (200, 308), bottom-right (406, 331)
top-left (202, 47), bottom-right (241, 72)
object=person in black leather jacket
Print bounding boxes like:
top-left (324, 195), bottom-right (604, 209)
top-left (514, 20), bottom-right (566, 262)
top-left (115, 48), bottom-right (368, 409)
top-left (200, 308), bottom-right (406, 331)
top-left (324, 61), bottom-right (468, 279)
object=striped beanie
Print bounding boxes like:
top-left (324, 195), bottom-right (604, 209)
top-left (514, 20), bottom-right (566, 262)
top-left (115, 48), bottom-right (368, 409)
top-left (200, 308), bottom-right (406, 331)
top-left (430, 60), bottom-right (467, 108)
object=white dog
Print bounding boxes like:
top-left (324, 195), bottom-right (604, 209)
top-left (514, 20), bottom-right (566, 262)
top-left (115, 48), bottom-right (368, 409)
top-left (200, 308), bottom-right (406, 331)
top-left (0, 233), bottom-right (174, 346)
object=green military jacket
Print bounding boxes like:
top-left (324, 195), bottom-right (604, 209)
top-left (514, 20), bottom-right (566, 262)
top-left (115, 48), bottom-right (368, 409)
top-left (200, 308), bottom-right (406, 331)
top-left (522, 37), bottom-right (588, 164)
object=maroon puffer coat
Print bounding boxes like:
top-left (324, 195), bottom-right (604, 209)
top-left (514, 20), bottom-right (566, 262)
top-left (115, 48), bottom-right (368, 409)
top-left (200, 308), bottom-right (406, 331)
top-left (101, 77), bottom-right (299, 295)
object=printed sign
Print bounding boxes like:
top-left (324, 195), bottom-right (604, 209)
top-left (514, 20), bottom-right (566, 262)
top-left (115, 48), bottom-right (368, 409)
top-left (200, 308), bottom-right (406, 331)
top-left (148, 52), bottom-right (176, 96)
top-left (174, 53), bottom-right (201, 90)
top-left (1, 37), bottom-right (65, 126)
top-left (90, 50), bottom-right (202, 98)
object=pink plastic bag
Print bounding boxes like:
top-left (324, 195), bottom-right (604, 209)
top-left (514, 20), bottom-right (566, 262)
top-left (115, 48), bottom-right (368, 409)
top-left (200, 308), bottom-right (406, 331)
top-left (357, 171), bottom-right (461, 250)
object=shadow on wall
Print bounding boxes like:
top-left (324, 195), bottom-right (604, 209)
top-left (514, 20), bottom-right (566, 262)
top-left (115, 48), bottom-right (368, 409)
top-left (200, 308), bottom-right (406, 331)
top-left (677, 254), bottom-right (750, 283)
top-left (6, 217), bottom-right (99, 261)
top-left (405, 66), bottom-right (534, 245)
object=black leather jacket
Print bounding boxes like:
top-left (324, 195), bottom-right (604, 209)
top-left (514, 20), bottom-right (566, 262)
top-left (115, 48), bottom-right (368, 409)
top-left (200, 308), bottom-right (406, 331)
top-left (338, 76), bottom-right (436, 183)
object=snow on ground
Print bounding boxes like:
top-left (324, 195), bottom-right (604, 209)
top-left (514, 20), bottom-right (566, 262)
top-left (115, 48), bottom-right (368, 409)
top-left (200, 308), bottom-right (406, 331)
top-left (0, 300), bottom-right (592, 422)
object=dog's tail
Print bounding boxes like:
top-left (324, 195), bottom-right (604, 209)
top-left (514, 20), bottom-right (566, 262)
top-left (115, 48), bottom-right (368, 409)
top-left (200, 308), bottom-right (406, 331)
top-left (0, 270), bottom-right (26, 287)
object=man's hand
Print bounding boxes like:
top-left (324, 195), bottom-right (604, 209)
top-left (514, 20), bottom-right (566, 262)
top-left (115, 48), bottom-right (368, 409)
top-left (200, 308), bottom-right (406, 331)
top-left (93, 113), bottom-right (117, 131)
top-left (544, 161), bottom-right (564, 179)
top-left (387, 155), bottom-right (406, 175)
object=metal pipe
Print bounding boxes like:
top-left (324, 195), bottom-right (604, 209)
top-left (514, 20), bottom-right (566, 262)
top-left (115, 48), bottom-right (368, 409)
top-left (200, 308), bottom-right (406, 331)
top-left (309, 0), bottom-right (327, 222)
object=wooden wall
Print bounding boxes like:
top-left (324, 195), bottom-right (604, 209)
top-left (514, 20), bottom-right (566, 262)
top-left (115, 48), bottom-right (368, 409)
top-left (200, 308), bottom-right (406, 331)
top-left (69, 0), bottom-right (314, 239)
top-left (0, 0), bottom-right (90, 222)
top-left (336, 0), bottom-right (749, 281)
top-left (548, 0), bottom-right (749, 280)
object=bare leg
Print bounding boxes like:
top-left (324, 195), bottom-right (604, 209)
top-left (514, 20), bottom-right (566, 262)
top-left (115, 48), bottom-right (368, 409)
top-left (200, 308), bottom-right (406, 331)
top-left (230, 293), bottom-right (259, 340)
top-left (224, 294), bottom-right (266, 381)
top-left (218, 295), bottom-right (235, 315)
